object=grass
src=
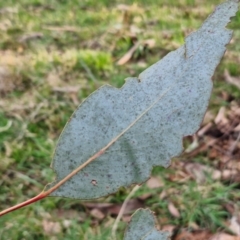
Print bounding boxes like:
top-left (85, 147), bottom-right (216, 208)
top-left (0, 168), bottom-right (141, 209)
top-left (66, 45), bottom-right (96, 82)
top-left (0, 0), bottom-right (240, 239)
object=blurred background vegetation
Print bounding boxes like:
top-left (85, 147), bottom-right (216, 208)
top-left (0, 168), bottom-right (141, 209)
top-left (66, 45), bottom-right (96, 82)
top-left (0, 0), bottom-right (240, 239)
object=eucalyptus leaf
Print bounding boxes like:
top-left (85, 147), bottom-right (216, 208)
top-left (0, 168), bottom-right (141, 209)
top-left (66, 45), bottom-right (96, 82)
top-left (124, 209), bottom-right (169, 240)
top-left (45, 0), bottom-right (239, 199)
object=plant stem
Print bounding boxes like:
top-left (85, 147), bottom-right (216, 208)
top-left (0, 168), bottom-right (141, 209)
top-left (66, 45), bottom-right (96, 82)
top-left (0, 191), bottom-right (48, 217)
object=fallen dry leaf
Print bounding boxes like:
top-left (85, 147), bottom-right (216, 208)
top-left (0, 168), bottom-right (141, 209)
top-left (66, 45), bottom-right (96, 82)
top-left (197, 122), bottom-right (213, 137)
top-left (185, 137), bottom-right (218, 158)
top-left (168, 202), bottom-right (180, 218)
top-left (202, 110), bottom-right (215, 125)
top-left (161, 225), bottom-right (176, 236)
top-left (174, 230), bottom-right (212, 240)
top-left (137, 193), bottom-right (152, 200)
top-left (109, 199), bottom-right (144, 216)
top-left (116, 38), bottom-right (155, 66)
top-left (117, 41), bottom-right (141, 65)
top-left (222, 169), bottom-right (238, 181)
top-left (146, 176), bottom-right (164, 189)
top-left (185, 163), bottom-right (221, 183)
top-left (188, 222), bottom-right (199, 230)
top-left (53, 86), bottom-right (81, 93)
top-left (226, 160), bottom-right (240, 171)
top-left (167, 161), bottom-right (190, 182)
top-left (122, 215), bottom-right (132, 223)
top-left (234, 123), bottom-right (240, 132)
top-left (84, 199), bottom-right (144, 216)
top-left (229, 216), bottom-right (240, 236)
top-left (159, 190), bottom-right (167, 200)
top-left (83, 202), bottom-right (114, 209)
top-left (53, 209), bottom-right (86, 222)
top-left (215, 106), bottom-right (228, 125)
top-left (224, 69), bottom-right (240, 90)
top-left (90, 208), bottom-right (105, 220)
top-left (42, 220), bottom-right (61, 235)
top-left (210, 233), bottom-right (240, 240)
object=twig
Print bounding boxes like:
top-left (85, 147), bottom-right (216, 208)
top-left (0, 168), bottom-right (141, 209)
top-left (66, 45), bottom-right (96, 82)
top-left (223, 132), bottom-right (240, 183)
top-left (111, 185), bottom-right (140, 240)
top-left (117, 41), bottom-right (141, 66)
top-left (228, 132), bottom-right (240, 155)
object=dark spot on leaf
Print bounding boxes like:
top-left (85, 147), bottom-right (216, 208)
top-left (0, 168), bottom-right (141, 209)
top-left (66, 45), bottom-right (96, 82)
top-left (91, 179), bottom-right (97, 186)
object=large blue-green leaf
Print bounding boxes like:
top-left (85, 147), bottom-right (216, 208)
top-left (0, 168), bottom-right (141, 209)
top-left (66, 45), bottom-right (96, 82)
top-left (45, 0), bottom-right (239, 199)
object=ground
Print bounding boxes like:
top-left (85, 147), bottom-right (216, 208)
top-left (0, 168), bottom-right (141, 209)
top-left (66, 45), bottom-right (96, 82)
top-left (0, 0), bottom-right (240, 239)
